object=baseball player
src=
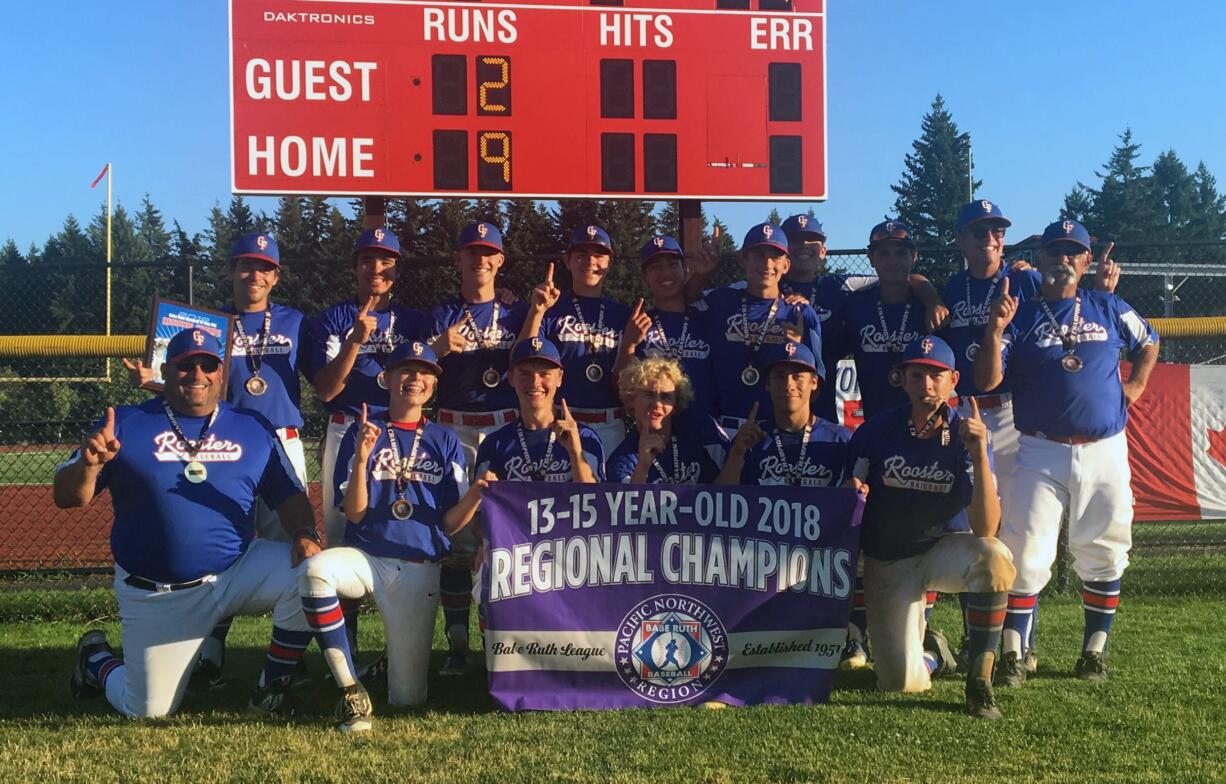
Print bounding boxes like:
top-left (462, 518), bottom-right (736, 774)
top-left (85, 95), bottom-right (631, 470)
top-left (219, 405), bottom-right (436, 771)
top-left (778, 214), bottom-right (947, 422)
top-left (301, 340), bottom-right (485, 731)
top-left (702, 223), bottom-right (823, 432)
top-left (57, 327), bottom-right (321, 719)
top-left (518, 225), bottom-right (631, 456)
top-left (976, 219), bottom-right (1158, 685)
top-left (845, 335), bottom-right (1016, 719)
top-left (717, 341), bottom-right (851, 488)
top-left (615, 235), bottom-right (718, 422)
top-left (123, 230), bottom-right (313, 689)
top-left (428, 221), bottom-right (529, 674)
top-left (607, 357), bottom-right (729, 484)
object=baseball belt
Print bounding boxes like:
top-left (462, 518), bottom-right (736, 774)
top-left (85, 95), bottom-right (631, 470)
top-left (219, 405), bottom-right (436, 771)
top-left (123, 573), bottom-right (217, 593)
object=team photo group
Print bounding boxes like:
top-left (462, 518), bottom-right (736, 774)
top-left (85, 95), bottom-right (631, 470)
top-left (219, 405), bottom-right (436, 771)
top-left (52, 197), bottom-right (1159, 730)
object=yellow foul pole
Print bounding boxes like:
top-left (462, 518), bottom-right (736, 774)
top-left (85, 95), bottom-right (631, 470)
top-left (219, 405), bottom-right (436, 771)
top-left (105, 163), bottom-right (112, 337)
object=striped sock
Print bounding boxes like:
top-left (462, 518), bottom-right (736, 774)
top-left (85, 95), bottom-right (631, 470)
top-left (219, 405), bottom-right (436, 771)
top-left (86, 650), bottom-right (123, 689)
top-left (258, 627), bottom-right (312, 688)
top-left (440, 564), bottom-right (473, 646)
top-left (923, 591), bottom-right (938, 624)
top-left (964, 592), bottom-right (1007, 679)
top-left (1028, 597), bottom-right (1039, 652)
top-left (200, 616), bottom-right (232, 666)
top-left (848, 578), bottom-right (868, 642)
top-left (1002, 593), bottom-right (1038, 657)
top-left (1082, 580), bottom-right (1121, 653)
top-left (303, 594), bottom-right (358, 688)
top-left (923, 651), bottom-right (939, 675)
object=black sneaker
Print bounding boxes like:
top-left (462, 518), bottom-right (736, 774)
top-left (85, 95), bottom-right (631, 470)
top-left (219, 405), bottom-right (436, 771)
top-left (993, 651), bottom-right (1027, 688)
top-left (440, 649), bottom-right (467, 677)
top-left (336, 682), bottom-right (374, 733)
top-left (923, 628), bottom-right (956, 677)
top-left (965, 677), bottom-right (1003, 720)
top-left (1075, 650), bottom-right (1108, 681)
top-left (248, 676), bottom-right (297, 719)
top-left (187, 653), bottom-right (226, 694)
top-left (70, 630), bottom-right (113, 698)
top-left (838, 639), bottom-right (869, 671)
top-left (357, 654), bottom-right (388, 688)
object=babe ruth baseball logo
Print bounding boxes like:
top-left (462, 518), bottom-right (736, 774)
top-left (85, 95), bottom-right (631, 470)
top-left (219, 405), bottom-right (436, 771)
top-left (587, 225), bottom-right (598, 239)
top-left (256, 235), bottom-right (268, 251)
top-left (478, 223), bottom-right (489, 238)
top-left (374, 228), bottom-right (385, 242)
top-left (653, 236), bottom-right (665, 247)
top-left (615, 594), bottom-right (727, 704)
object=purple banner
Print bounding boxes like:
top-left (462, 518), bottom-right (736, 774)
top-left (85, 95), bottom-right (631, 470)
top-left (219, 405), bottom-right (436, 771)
top-left (480, 483), bottom-right (864, 711)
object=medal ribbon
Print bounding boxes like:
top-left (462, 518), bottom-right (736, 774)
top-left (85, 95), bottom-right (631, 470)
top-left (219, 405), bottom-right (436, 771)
top-left (876, 298), bottom-right (913, 354)
top-left (161, 400), bottom-right (219, 461)
top-left (233, 307), bottom-right (272, 376)
top-left (740, 294), bottom-right (782, 367)
top-left (773, 417), bottom-right (814, 485)
top-left (384, 421), bottom-right (425, 496)
top-left (516, 423), bottom-right (557, 481)
top-left (650, 438), bottom-right (683, 484)
top-left (908, 404), bottom-right (951, 446)
top-left (461, 301), bottom-right (501, 353)
top-left (648, 310), bottom-right (690, 361)
top-left (1038, 295), bottom-right (1083, 354)
top-left (571, 295), bottom-right (607, 362)
top-left (964, 268), bottom-right (1004, 328)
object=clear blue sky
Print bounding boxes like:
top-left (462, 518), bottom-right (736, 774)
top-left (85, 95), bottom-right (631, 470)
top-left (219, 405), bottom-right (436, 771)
top-left (3, 0), bottom-right (1224, 253)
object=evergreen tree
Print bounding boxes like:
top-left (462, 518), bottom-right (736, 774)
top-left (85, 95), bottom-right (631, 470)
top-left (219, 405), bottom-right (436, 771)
top-left (595, 200), bottom-right (659, 303)
top-left (1061, 185), bottom-right (1094, 224)
top-left (134, 194), bottom-right (171, 261)
top-left (1189, 162), bottom-right (1226, 242)
top-left (1080, 129), bottom-right (1158, 243)
top-left (891, 95), bottom-right (979, 249)
top-left (765, 207), bottom-right (784, 226)
top-left (500, 199), bottom-right (556, 298)
top-left (1, 239), bottom-right (24, 265)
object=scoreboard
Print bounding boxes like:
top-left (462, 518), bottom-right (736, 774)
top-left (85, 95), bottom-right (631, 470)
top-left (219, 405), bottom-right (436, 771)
top-left (229, 0), bottom-right (826, 200)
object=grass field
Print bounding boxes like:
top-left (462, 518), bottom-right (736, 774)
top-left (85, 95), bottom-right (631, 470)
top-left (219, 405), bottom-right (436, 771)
top-left (2, 597), bottom-right (1223, 783)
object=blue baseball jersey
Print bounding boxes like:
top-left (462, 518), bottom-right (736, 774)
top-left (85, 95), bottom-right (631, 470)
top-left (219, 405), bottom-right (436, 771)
top-left (474, 420), bottom-right (605, 481)
top-left (607, 412), bottom-right (729, 483)
top-left (429, 297), bottom-right (527, 413)
top-left (834, 289), bottom-right (927, 420)
top-left (539, 293), bottom-right (630, 410)
top-left (1000, 289), bottom-right (1158, 440)
top-left (57, 399), bottom-right (304, 583)
top-left (310, 300), bottom-right (431, 417)
top-left (740, 417), bottom-right (851, 487)
top-left (941, 267), bottom-right (1042, 397)
top-left (633, 307), bottom-right (717, 421)
top-left (334, 419), bottom-right (468, 561)
top-left (847, 403), bottom-right (986, 561)
top-left (701, 286), bottom-right (823, 422)
top-left (227, 303), bottom-right (310, 428)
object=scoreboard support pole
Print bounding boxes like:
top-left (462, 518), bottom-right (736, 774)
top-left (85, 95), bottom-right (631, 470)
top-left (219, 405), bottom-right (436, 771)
top-left (679, 199), bottom-right (704, 262)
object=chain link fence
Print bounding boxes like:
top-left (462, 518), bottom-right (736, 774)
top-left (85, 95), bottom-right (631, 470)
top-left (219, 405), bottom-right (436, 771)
top-left (2, 242), bottom-right (1225, 618)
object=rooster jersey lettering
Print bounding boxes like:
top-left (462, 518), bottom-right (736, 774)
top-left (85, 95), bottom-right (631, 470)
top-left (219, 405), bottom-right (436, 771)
top-left (227, 303), bottom-right (311, 427)
top-left (941, 268), bottom-right (1040, 397)
top-left (429, 297), bottom-right (527, 413)
top-left (475, 420), bottom-right (605, 481)
top-left (740, 417), bottom-right (850, 486)
top-left (832, 289), bottom-right (927, 420)
top-left (539, 293), bottom-right (630, 410)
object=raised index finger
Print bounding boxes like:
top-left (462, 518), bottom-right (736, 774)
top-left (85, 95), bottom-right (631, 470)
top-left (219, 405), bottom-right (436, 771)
top-left (969, 396), bottom-right (981, 421)
top-left (544, 262), bottom-right (554, 286)
top-left (746, 401), bottom-right (760, 423)
top-left (1098, 241), bottom-right (1115, 264)
top-left (631, 298), bottom-right (645, 319)
top-left (359, 402), bottom-right (368, 426)
top-left (998, 276), bottom-right (1010, 297)
top-left (359, 295), bottom-right (377, 317)
top-left (560, 398), bottom-right (572, 419)
top-left (102, 406), bottom-right (115, 434)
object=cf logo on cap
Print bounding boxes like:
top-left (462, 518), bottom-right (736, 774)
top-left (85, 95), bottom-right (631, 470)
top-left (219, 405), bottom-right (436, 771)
top-left (653, 236), bottom-right (665, 247)
top-left (921, 337), bottom-right (934, 353)
top-left (374, 228), bottom-right (385, 242)
top-left (192, 330), bottom-right (205, 346)
top-left (1062, 221), bottom-right (1075, 233)
top-left (587, 226), bottom-right (598, 239)
top-left (785, 342), bottom-right (797, 356)
top-left (885, 221), bottom-right (897, 233)
top-left (413, 342), bottom-right (423, 355)
top-left (981, 200), bottom-right (993, 212)
top-left (531, 337), bottom-right (542, 350)
top-left (477, 224), bottom-right (489, 238)
top-left (256, 235), bottom-right (268, 250)
top-left (797, 215), bottom-right (808, 228)
top-left (762, 225), bottom-right (773, 239)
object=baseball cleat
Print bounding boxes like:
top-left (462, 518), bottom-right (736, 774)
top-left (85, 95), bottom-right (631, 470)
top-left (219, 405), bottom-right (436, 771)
top-left (954, 634), bottom-right (971, 675)
top-left (993, 651), bottom-right (1027, 688)
top-left (187, 654), bottom-right (226, 694)
top-left (335, 682), bottom-right (374, 733)
top-left (838, 639), bottom-right (869, 671)
top-left (923, 628), bottom-right (956, 677)
top-left (1023, 645), bottom-right (1039, 675)
top-left (356, 653), bottom-right (388, 688)
top-left (1074, 650), bottom-right (1108, 681)
top-left (965, 677), bottom-right (1003, 720)
top-left (441, 625), bottom-right (470, 676)
top-left (70, 630), bottom-right (113, 698)
top-left (248, 675), bottom-right (297, 719)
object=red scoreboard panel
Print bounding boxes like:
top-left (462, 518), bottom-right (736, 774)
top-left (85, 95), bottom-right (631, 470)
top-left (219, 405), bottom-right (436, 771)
top-left (230, 0), bottom-right (826, 200)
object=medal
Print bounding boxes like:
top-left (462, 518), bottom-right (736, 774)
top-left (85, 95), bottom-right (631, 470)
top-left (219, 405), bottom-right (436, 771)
top-left (385, 421), bottom-right (425, 521)
top-left (482, 367), bottom-right (501, 388)
top-left (1061, 353), bottom-right (1084, 373)
top-left (462, 301), bottom-right (504, 390)
top-left (739, 294), bottom-right (781, 387)
top-left (888, 367), bottom-right (903, 387)
top-left (391, 499), bottom-right (413, 520)
top-left (966, 343), bottom-right (980, 362)
top-left (571, 296), bottom-right (609, 384)
top-left (377, 371), bottom-right (388, 389)
top-left (184, 461), bottom-right (207, 483)
top-left (585, 363), bottom-right (604, 383)
top-left (245, 375), bottom-right (268, 396)
top-left (741, 366), bottom-right (760, 386)
top-left (1039, 295), bottom-right (1086, 375)
top-left (516, 423), bottom-right (558, 482)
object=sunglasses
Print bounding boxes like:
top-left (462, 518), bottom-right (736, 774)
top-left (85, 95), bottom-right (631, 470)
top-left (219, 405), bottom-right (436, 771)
top-left (968, 225), bottom-right (1007, 240)
top-left (1045, 242), bottom-right (1088, 258)
top-left (175, 356), bottom-right (222, 373)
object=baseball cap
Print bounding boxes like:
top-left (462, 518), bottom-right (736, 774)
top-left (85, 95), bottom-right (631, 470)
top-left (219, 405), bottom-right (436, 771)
top-left (955, 200), bottom-right (1012, 234)
top-left (166, 328), bottom-right (224, 365)
top-left (354, 226), bottom-right (401, 257)
top-left (510, 336), bottom-right (563, 369)
top-left (763, 340), bottom-right (819, 375)
top-left (868, 219), bottom-right (916, 249)
top-left (567, 225), bottom-right (613, 254)
top-left (742, 222), bottom-right (789, 255)
top-left (897, 336), bottom-right (956, 373)
top-left (459, 221), bottom-right (504, 252)
top-left (230, 231), bottom-right (280, 267)
top-left (780, 214), bottom-right (826, 243)
top-left (639, 235), bottom-right (684, 265)
top-left (1040, 219), bottom-right (1092, 253)
top-left (385, 340), bottom-right (442, 375)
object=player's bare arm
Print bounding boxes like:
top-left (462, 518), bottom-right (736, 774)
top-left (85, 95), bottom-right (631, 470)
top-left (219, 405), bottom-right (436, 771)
top-left (960, 398), bottom-right (1001, 538)
top-left (343, 404), bottom-right (380, 523)
top-left (974, 276), bottom-right (1017, 392)
top-left (279, 493), bottom-right (322, 566)
top-left (314, 295), bottom-right (379, 401)
top-left (683, 238), bottom-right (720, 302)
top-left (1123, 342), bottom-right (1160, 407)
top-left (716, 403), bottom-right (763, 485)
top-left (444, 470), bottom-right (497, 535)
top-left (516, 261), bottom-right (560, 345)
top-left (614, 298), bottom-right (652, 376)
top-left (53, 407), bottom-right (120, 508)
